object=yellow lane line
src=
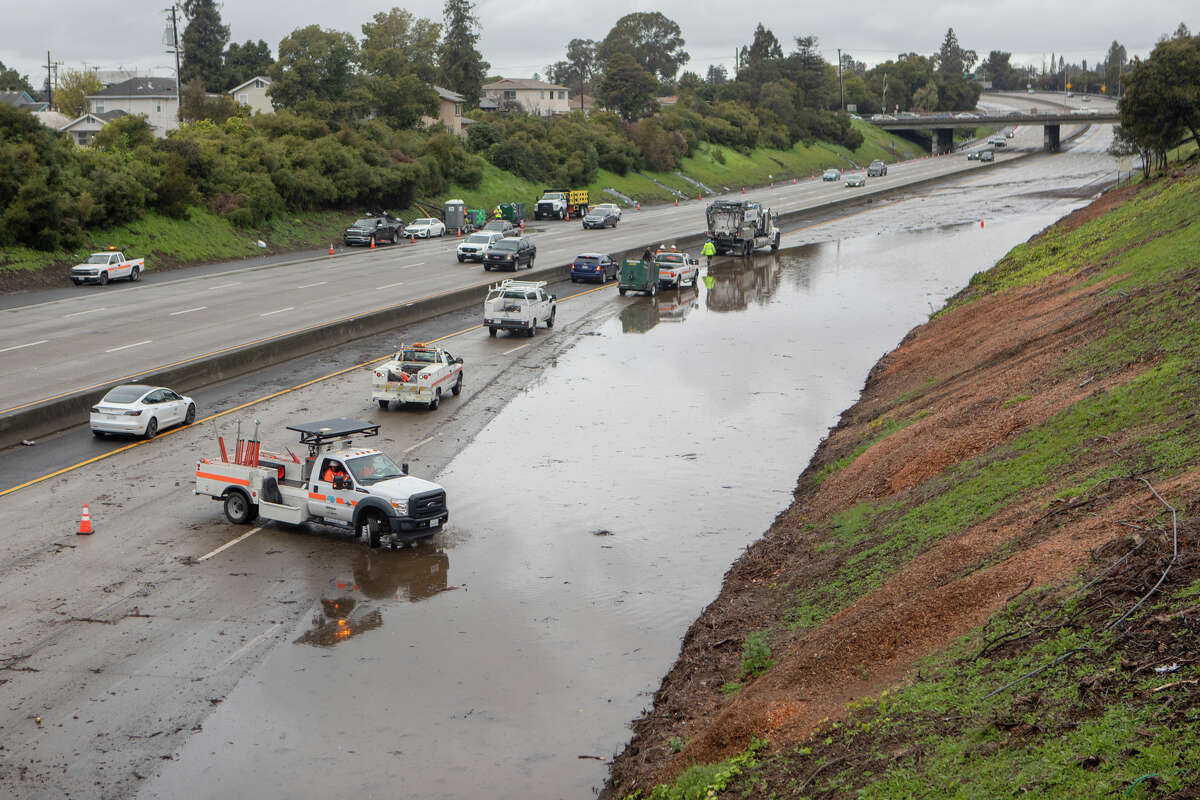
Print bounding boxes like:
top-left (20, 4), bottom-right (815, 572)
top-left (0, 281), bottom-right (613, 499)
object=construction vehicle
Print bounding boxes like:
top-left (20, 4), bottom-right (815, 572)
top-left (483, 279), bottom-right (557, 337)
top-left (705, 200), bottom-right (781, 256)
top-left (534, 188), bottom-right (588, 220)
top-left (194, 418), bottom-right (448, 548)
top-left (372, 343), bottom-right (463, 411)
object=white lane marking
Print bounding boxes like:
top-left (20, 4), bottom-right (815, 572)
top-left (0, 339), bottom-right (48, 353)
top-left (397, 262), bottom-right (425, 270)
top-left (222, 621), bottom-right (284, 666)
top-left (105, 340), bottom-right (152, 353)
top-left (260, 306), bottom-right (295, 317)
top-left (402, 435), bottom-right (435, 455)
top-left (503, 342), bottom-right (531, 355)
top-left (209, 282), bottom-right (239, 290)
top-left (64, 307), bottom-right (106, 318)
top-left (376, 281), bottom-right (405, 290)
top-left (169, 306), bottom-right (207, 316)
top-left (297, 281), bottom-right (327, 289)
top-left (197, 526), bottom-right (263, 562)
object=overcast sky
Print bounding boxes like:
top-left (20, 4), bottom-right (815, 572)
top-left (2, 1), bottom-right (1194, 88)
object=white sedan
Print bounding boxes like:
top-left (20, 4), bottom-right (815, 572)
top-left (90, 384), bottom-right (196, 439)
top-left (403, 218), bottom-right (447, 238)
top-left (591, 202), bottom-right (623, 221)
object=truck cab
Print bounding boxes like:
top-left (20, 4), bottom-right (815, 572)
top-left (372, 343), bottom-right (463, 410)
top-left (534, 188), bottom-right (588, 220)
top-left (653, 248), bottom-right (700, 289)
top-left (483, 279), bottom-right (557, 337)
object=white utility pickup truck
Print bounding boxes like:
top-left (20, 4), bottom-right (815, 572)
top-left (653, 248), bottom-right (700, 289)
top-left (372, 343), bottom-right (463, 410)
top-left (70, 250), bottom-right (145, 285)
top-left (483, 279), bottom-right (557, 338)
top-left (194, 418), bottom-right (449, 548)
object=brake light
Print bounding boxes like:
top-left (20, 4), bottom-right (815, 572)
top-left (90, 406), bottom-right (100, 413)
top-left (125, 409), bottom-right (143, 416)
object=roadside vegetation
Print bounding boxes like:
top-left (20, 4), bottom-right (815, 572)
top-left (608, 153), bottom-right (1200, 798)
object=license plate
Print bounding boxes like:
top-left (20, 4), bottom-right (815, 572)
top-left (429, 518), bottom-right (440, 528)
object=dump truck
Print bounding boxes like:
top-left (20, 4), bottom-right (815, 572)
top-left (534, 188), bottom-right (588, 220)
top-left (194, 418), bottom-right (448, 548)
top-left (705, 200), bottom-right (781, 256)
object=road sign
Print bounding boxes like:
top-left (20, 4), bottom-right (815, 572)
top-left (1066, 82), bottom-right (1072, 90)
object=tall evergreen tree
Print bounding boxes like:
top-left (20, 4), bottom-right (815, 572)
top-left (0, 60), bottom-right (34, 94)
top-left (224, 39), bottom-right (274, 89)
top-left (438, 0), bottom-right (489, 107)
top-left (181, 0), bottom-right (230, 91)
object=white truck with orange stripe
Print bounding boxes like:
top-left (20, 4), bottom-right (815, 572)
top-left (70, 249), bottom-right (145, 286)
top-left (371, 343), bottom-right (463, 410)
top-left (194, 419), bottom-right (448, 548)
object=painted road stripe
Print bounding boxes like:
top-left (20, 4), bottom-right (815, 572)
top-left (297, 281), bottom-right (327, 289)
top-left (402, 435), bottom-right (435, 454)
top-left (197, 526), bottom-right (263, 562)
top-left (208, 282), bottom-right (239, 290)
top-left (397, 262), bottom-right (425, 269)
top-left (260, 307), bottom-right (294, 317)
top-left (0, 339), bottom-right (48, 354)
top-left (105, 340), bottom-right (151, 353)
top-left (169, 306), bottom-right (207, 316)
top-left (64, 308), bottom-right (106, 318)
top-left (376, 281), bottom-right (405, 290)
top-left (502, 342), bottom-right (531, 355)
top-left (0, 281), bottom-right (617, 499)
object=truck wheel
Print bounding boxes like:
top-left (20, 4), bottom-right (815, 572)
top-left (484, 264), bottom-right (491, 271)
top-left (184, 404), bottom-right (196, 425)
top-left (771, 232), bottom-right (780, 252)
top-left (72, 279), bottom-right (82, 286)
top-left (547, 308), bottom-right (556, 328)
top-left (359, 511), bottom-right (386, 548)
top-left (650, 283), bottom-right (657, 296)
top-left (99, 272), bottom-right (109, 286)
top-left (223, 490), bottom-right (257, 524)
top-left (489, 326), bottom-right (496, 337)
top-left (528, 257), bottom-right (534, 269)
top-left (129, 266), bottom-right (141, 282)
top-left (619, 287), bottom-right (627, 296)
top-left (143, 417), bottom-right (158, 439)
top-left (378, 399), bottom-right (390, 410)
top-left (452, 374), bottom-right (463, 396)
top-left (457, 255), bottom-right (464, 263)
top-left (429, 389), bottom-right (441, 410)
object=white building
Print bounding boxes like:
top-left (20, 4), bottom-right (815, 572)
top-left (86, 77), bottom-right (179, 137)
top-left (228, 76), bottom-right (272, 115)
top-left (481, 78), bottom-right (570, 116)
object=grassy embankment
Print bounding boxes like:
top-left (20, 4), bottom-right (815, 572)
top-left (1, 120), bottom-right (919, 278)
top-left (624, 165), bottom-right (1200, 798)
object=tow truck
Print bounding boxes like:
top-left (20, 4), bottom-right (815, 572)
top-left (483, 279), bottom-right (557, 337)
top-left (194, 419), bottom-right (448, 548)
top-left (372, 343), bottom-right (463, 410)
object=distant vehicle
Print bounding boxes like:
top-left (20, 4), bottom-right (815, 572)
top-left (90, 384), bottom-right (195, 439)
top-left (570, 253), bottom-right (618, 283)
top-left (1006, 111), bottom-right (1022, 118)
top-left (822, 168), bottom-right (841, 181)
top-left (980, 150), bottom-right (995, 162)
top-left (705, 200), bottom-right (780, 256)
top-left (871, 114), bottom-right (896, 121)
top-left (372, 343), bottom-right (462, 411)
top-left (483, 279), bottom-right (556, 337)
top-left (1081, 96), bottom-right (1091, 103)
top-left (482, 219), bottom-right (516, 236)
top-left (483, 236), bottom-right (536, 271)
top-left (403, 218), bottom-right (446, 239)
top-left (71, 250), bottom-right (145, 286)
top-left (591, 202), bottom-right (622, 221)
top-left (456, 231), bottom-right (502, 263)
top-left (987, 136), bottom-right (1007, 147)
top-left (898, 111), bottom-right (920, 119)
top-left (344, 214), bottom-right (402, 246)
top-left (967, 151), bottom-right (982, 160)
top-left (581, 206), bottom-right (619, 229)
top-left (1027, 87), bottom-right (1036, 94)
top-left (866, 160), bottom-right (888, 177)
top-left (534, 188), bottom-right (589, 220)
top-left (954, 112), bottom-right (977, 120)
top-left (1005, 129), bottom-right (1015, 138)
top-left (844, 174), bottom-right (866, 188)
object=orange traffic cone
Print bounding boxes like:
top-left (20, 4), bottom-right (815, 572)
top-left (792, 178), bottom-right (797, 184)
top-left (698, 192), bottom-right (701, 201)
top-left (520, 220), bottom-right (525, 231)
top-left (770, 182), bottom-right (774, 189)
top-left (78, 503), bottom-right (94, 535)
top-left (674, 197), bottom-right (678, 207)
top-left (980, 219), bottom-right (984, 228)
top-left (370, 236), bottom-right (376, 249)
top-left (410, 234), bottom-right (415, 244)
top-left (741, 187), bottom-right (745, 194)
top-left (457, 228), bottom-right (462, 237)
top-left (636, 202), bottom-right (641, 211)
top-left (329, 242), bottom-right (334, 255)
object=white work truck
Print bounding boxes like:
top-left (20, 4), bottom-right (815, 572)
top-left (70, 250), bottom-right (145, 285)
top-left (194, 419), bottom-right (448, 548)
top-left (653, 248), bottom-right (701, 289)
top-left (483, 279), bottom-right (557, 338)
top-left (372, 343), bottom-right (463, 410)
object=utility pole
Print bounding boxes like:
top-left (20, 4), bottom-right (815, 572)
top-left (45, 51), bottom-right (54, 107)
top-left (882, 72), bottom-right (888, 114)
top-left (837, 48), bottom-right (844, 111)
top-left (165, 5), bottom-right (182, 126)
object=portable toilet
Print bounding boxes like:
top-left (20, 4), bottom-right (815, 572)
top-left (444, 199), bottom-right (466, 232)
top-left (465, 208), bottom-right (486, 229)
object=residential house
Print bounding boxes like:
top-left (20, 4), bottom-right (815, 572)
top-left (59, 110), bottom-right (128, 145)
top-left (86, 77), bottom-right (179, 137)
top-left (422, 85), bottom-right (465, 137)
top-left (481, 78), bottom-right (570, 116)
top-left (0, 89), bottom-right (48, 112)
top-left (228, 76), bottom-right (272, 115)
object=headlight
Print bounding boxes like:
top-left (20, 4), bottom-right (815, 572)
top-left (391, 500), bottom-right (408, 515)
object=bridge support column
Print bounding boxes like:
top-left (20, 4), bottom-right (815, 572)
top-left (1043, 124), bottom-right (1060, 152)
top-left (933, 128), bottom-right (954, 155)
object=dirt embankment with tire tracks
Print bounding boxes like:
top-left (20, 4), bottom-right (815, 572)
top-left (604, 164), bottom-right (1200, 798)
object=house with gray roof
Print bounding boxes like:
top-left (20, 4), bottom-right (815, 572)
top-left (59, 110), bottom-right (128, 145)
top-left (0, 89), bottom-right (48, 112)
top-left (481, 78), bottom-right (570, 116)
top-left (86, 76), bottom-right (179, 137)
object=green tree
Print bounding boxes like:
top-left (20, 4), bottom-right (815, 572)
top-left (223, 39), bottom-right (274, 89)
top-left (746, 24), bottom-right (783, 67)
top-left (786, 35), bottom-right (836, 110)
top-left (598, 12), bottom-right (689, 82)
top-left (54, 69), bottom-right (103, 118)
top-left (706, 64), bottom-right (728, 85)
top-left (1119, 33), bottom-right (1200, 168)
top-left (1103, 41), bottom-right (1126, 95)
top-left (438, 0), bottom-right (489, 107)
top-left (180, 76), bottom-right (245, 123)
top-left (912, 80), bottom-right (939, 111)
top-left (181, 0), bottom-right (230, 91)
top-left (981, 51), bottom-right (1015, 90)
top-left (0, 60), bottom-right (33, 93)
top-left (597, 52), bottom-right (657, 120)
top-left (936, 28), bottom-right (977, 76)
top-left (268, 26), bottom-right (360, 118)
top-left (360, 8), bottom-right (441, 128)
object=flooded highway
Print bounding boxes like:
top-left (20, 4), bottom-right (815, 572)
top-left (137, 126), bottom-right (1120, 799)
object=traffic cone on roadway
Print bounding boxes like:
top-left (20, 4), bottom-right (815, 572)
top-left (370, 236), bottom-right (376, 249)
top-left (980, 219), bottom-right (985, 228)
top-left (457, 228), bottom-right (462, 237)
top-left (674, 197), bottom-right (678, 207)
top-left (410, 233), bottom-right (415, 244)
top-left (77, 503), bottom-right (94, 535)
top-left (636, 202), bottom-right (641, 211)
top-left (520, 219), bottom-right (525, 231)
top-left (741, 187), bottom-right (745, 194)
top-left (793, 177), bottom-right (797, 184)
top-left (329, 242), bottom-right (334, 256)
top-left (698, 192), bottom-right (701, 201)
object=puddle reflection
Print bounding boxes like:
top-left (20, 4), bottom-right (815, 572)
top-left (294, 542), bottom-right (450, 648)
top-left (705, 253), bottom-right (782, 313)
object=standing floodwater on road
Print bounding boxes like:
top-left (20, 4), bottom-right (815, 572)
top-left (140, 150), bottom-right (1111, 797)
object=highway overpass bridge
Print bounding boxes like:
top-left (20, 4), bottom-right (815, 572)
top-left (869, 109), bottom-right (1118, 154)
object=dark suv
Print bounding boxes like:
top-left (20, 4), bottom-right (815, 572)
top-left (866, 160), bottom-right (888, 177)
top-left (344, 214), bottom-right (403, 246)
top-left (483, 237), bottom-right (536, 271)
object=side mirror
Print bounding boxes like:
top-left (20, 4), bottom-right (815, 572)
top-left (455, 357), bottom-right (464, 364)
top-left (333, 476), bottom-right (350, 490)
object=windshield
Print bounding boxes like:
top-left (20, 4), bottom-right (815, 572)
top-left (466, 234), bottom-right (492, 243)
top-left (491, 240), bottom-right (518, 251)
top-left (502, 291), bottom-right (530, 300)
top-left (400, 349), bottom-right (438, 363)
top-left (574, 256), bottom-right (599, 264)
top-left (352, 218), bottom-right (376, 227)
top-left (346, 453), bottom-right (406, 486)
top-left (656, 253), bottom-right (685, 263)
top-left (413, 218), bottom-right (435, 225)
top-left (87, 254), bottom-right (115, 263)
top-left (484, 221), bottom-right (506, 229)
top-left (102, 385), bottom-right (150, 403)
